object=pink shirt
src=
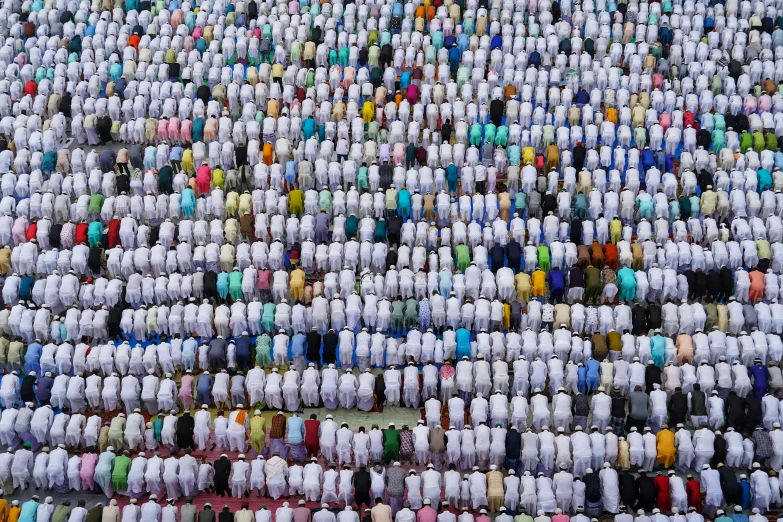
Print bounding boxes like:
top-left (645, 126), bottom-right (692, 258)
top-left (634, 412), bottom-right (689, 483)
top-left (552, 515), bottom-right (570, 522)
top-left (79, 453), bottom-right (98, 488)
top-left (179, 374), bottom-right (194, 402)
top-left (417, 507), bottom-right (437, 522)
top-left (258, 269), bottom-right (271, 290)
top-left (759, 94), bottom-right (773, 113)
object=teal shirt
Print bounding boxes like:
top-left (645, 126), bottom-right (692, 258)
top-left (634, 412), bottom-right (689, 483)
top-left (88, 221), bottom-right (103, 247)
top-left (617, 267), bottom-right (636, 292)
top-left (217, 272), bottom-right (229, 298)
top-left (397, 189), bottom-right (411, 211)
top-left (262, 303), bottom-right (276, 321)
top-left (228, 270), bottom-right (243, 291)
top-left (651, 334), bottom-right (666, 367)
top-left (154, 417), bottom-right (163, 441)
top-left (446, 164), bottom-right (458, 182)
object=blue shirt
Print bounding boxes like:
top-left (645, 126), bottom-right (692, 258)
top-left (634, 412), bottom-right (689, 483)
top-left (24, 342), bottom-right (42, 374)
top-left (182, 338), bottom-right (198, 358)
top-left (457, 34), bottom-right (470, 53)
top-left (739, 480), bottom-right (751, 509)
top-left (641, 149), bottom-right (655, 172)
top-left (287, 415), bottom-right (305, 444)
top-left (585, 359), bottom-right (600, 379)
top-left (456, 328), bottom-right (472, 360)
top-left (170, 146), bottom-right (184, 161)
top-left (291, 333), bottom-right (306, 357)
top-left (235, 336), bottom-right (252, 357)
top-left (19, 500), bottom-right (39, 522)
top-left (196, 374), bottom-right (214, 392)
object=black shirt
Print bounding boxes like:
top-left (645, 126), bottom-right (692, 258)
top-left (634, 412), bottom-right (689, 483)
top-left (719, 466), bottom-right (741, 504)
top-left (322, 331), bottom-right (338, 364)
top-left (632, 305), bottom-right (647, 334)
top-left (619, 472), bottom-right (636, 508)
top-left (505, 429), bottom-right (521, 458)
top-left (712, 435), bottom-right (727, 467)
top-left (610, 394), bottom-right (627, 418)
top-left (489, 99), bottom-right (504, 127)
top-left (306, 331), bottom-right (322, 361)
top-left (668, 391), bottom-right (688, 425)
top-left (646, 304), bottom-right (662, 330)
top-left (635, 474), bottom-right (656, 510)
top-left (645, 365), bottom-right (662, 392)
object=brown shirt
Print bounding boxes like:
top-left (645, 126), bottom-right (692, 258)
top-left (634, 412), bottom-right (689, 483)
top-left (589, 241), bottom-right (605, 268)
top-left (592, 333), bottom-right (608, 360)
top-left (269, 414), bottom-right (287, 439)
top-left (429, 426), bottom-right (445, 453)
top-left (576, 245), bottom-right (591, 269)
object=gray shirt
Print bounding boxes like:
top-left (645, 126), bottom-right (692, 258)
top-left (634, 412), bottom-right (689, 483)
top-left (628, 391), bottom-right (649, 420)
top-left (385, 465), bottom-right (407, 497)
top-left (14, 406), bottom-right (33, 432)
top-left (180, 503), bottom-right (197, 522)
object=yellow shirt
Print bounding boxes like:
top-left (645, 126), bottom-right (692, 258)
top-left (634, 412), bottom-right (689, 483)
top-left (609, 219), bottom-right (622, 241)
top-left (291, 269), bottom-right (306, 287)
top-left (211, 168), bottom-right (224, 190)
top-left (531, 270), bottom-right (546, 289)
top-left (515, 272), bottom-right (532, 294)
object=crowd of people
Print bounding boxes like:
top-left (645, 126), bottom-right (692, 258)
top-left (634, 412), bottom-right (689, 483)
top-left (1, 0), bottom-right (783, 515)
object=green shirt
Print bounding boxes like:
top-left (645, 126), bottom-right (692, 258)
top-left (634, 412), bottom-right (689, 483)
top-left (357, 166), bottom-right (369, 189)
top-left (757, 239), bottom-right (771, 260)
top-left (383, 429), bottom-right (400, 459)
top-left (345, 215), bottom-right (359, 240)
top-left (456, 244), bottom-right (471, 271)
top-left (373, 220), bottom-right (387, 242)
top-left (404, 298), bottom-right (418, 319)
top-left (585, 266), bottom-right (601, 288)
top-left (319, 190), bottom-right (332, 213)
top-left (52, 506), bottom-right (71, 522)
top-left (391, 300), bottom-right (405, 319)
top-left (228, 270), bottom-right (243, 290)
top-left (88, 194), bottom-right (104, 213)
top-left (110, 454), bottom-right (132, 489)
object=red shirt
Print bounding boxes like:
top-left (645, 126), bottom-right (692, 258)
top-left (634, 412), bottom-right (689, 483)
top-left (75, 223), bottom-right (88, 245)
top-left (108, 219), bottom-right (121, 248)
top-left (686, 479), bottom-right (702, 513)
top-left (304, 419), bottom-right (320, 447)
top-left (24, 80), bottom-right (36, 97)
top-left (25, 223), bottom-right (37, 242)
top-left (654, 474), bottom-right (671, 512)
top-left (603, 243), bottom-right (619, 270)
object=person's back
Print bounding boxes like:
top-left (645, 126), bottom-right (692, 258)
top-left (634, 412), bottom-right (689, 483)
top-left (628, 390), bottom-right (648, 419)
top-left (198, 508), bottom-right (215, 522)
